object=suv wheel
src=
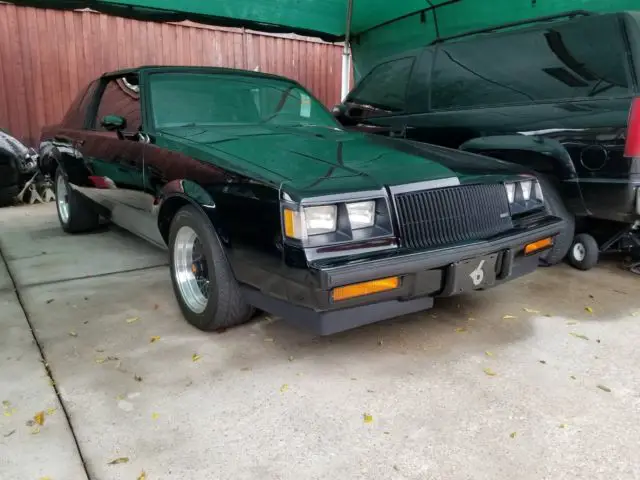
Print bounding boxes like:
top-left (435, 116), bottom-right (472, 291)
top-left (567, 233), bottom-right (599, 271)
top-left (169, 205), bottom-right (254, 331)
top-left (55, 168), bottom-right (100, 233)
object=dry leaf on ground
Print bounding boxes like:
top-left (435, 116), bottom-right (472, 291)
top-left (107, 457), bottom-right (129, 465)
top-left (192, 353), bottom-right (201, 362)
top-left (523, 308), bottom-right (540, 314)
top-left (483, 367), bottom-right (497, 376)
top-left (68, 331), bottom-right (78, 337)
top-left (152, 412), bottom-right (160, 420)
top-left (510, 432), bottom-right (517, 438)
top-left (46, 407), bottom-right (56, 416)
top-left (502, 315), bottom-right (517, 320)
top-left (150, 336), bottom-right (161, 343)
top-left (138, 471), bottom-right (147, 480)
top-left (485, 351), bottom-right (494, 357)
top-left (288, 356), bottom-right (294, 362)
top-left (280, 384), bottom-right (289, 393)
top-left (30, 427), bottom-right (40, 435)
top-left (34, 411), bottom-right (45, 426)
top-left (363, 413), bottom-right (373, 423)
top-left (454, 327), bottom-right (467, 333)
top-left (585, 306), bottom-right (594, 314)
top-left (559, 423), bottom-right (568, 429)
top-left (566, 320), bottom-right (579, 325)
top-left (126, 317), bottom-right (139, 324)
top-left (569, 332), bottom-right (589, 341)
top-left (597, 384), bottom-right (611, 393)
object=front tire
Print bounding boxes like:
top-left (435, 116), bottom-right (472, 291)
top-left (537, 175), bottom-right (574, 266)
top-left (567, 233), bottom-right (599, 271)
top-left (168, 205), bottom-right (253, 331)
top-left (55, 168), bottom-right (100, 233)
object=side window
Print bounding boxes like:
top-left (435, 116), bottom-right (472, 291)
top-left (431, 15), bottom-right (631, 110)
top-left (347, 57), bottom-right (415, 113)
top-left (93, 75), bottom-right (141, 132)
top-left (61, 81), bottom-right (98, 129)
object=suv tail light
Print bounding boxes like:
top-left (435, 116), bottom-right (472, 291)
top-left (625, 97), bottom-right (640, 157)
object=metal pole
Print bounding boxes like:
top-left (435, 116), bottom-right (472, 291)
top-left (341, 0), bottom-right (354, 100)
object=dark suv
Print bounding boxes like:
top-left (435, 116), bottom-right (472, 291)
top-left (335, 11), bottom-right (640, 272)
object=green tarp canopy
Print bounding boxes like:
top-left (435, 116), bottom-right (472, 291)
top-left (11, 0), bottom-right (640, 75)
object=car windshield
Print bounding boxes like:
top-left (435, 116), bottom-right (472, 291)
top-left (148, 72), bottom-right (338, 129)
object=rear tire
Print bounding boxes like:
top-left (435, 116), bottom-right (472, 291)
top-left (567, 233), bottom-right (599, 271)
top-left (55, 168), bottom-right (100, 233)
top-left (168, 205), bottom-right (253, 331)
top-left (537, 175), bottom-right (574, 266)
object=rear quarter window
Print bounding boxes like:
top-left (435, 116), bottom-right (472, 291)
top-left (431, 14), bottom-right (632, 110)
top-left (347, 57), bottom-right (415, 114)
top-left (61, 81), bottom-right (98, 129)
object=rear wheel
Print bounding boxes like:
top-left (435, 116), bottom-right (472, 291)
top-left (537, 175), bottom-right (574, 266)
top-left (567, 233), bottom-right (599, 271)
top-left (55, 168), bottom-right (100, 233)
top-left (169, 205), bottom-right (253, 331)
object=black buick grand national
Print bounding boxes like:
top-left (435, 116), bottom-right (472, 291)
top-left (39, 66), bottom-right (563, 334)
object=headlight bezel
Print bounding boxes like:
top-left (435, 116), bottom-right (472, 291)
top-left (281, 190), bottom-right (394, 247)
top-left (504, 178), bottom-right (545, 215)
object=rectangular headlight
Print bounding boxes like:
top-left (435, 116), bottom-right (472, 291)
top-left (520, 180), bottom-right (533, 201)
top-left (304, 205), bottom-right (337, 235)
top-left (346, 201), bottom-right (375, 229)
top-left (505, 183), bottom-right (516, 203)
top-left (284, 206), bottom-right (337, 239)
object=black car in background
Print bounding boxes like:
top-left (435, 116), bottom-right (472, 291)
top-left (335, 11), bottom-right (640, 271)
top-left (0, 129), bottom-right (38, 206)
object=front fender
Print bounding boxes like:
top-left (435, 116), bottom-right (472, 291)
top-left (460, 135), bottom-right (588, 216)
top-left (156, 179), bottom-right (229, 245)
top-left (459, 135), bottom-right (577, 180)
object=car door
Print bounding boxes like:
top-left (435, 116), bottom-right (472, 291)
top-left (75, 74), bottom-right (153, 239)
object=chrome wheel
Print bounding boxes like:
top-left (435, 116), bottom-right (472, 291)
top-left (56, 174), bottom-right (70, 224)
top-left (572, 242), bottom-right (586, 262)
top-left (173, 226), bottom-right (210, 314)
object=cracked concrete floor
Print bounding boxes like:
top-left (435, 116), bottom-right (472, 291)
top-left (1, 203), bottom-right (639, 480)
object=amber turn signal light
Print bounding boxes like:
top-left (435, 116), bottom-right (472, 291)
top-left (283, 208), bottom-right (297, 238)
top-left (524, 237), bottom-right (553, 255)
top-left (332, 277), bottom-right (400, 302)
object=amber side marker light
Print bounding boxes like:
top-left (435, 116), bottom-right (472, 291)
top-left (332, 277), bottom-right (400, 302)
top-left (524, 237), bottom-right (553, 255)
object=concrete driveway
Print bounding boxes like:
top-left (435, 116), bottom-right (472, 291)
top-left (1, 204), bottom-right (640, 480)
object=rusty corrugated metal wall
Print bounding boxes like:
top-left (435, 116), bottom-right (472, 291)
top-left (0, 4), bottom-right (344, 146)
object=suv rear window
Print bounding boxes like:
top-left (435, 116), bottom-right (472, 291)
top-left (347, 57), bottom-right (415, 113)
top-left (431, 15), bottom-right (632, 110)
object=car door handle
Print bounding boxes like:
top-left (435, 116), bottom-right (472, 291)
top-left (54, 135), bottom-right (85, 146)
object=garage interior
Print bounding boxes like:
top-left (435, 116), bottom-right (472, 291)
top-left (2, 1), bottom-right (640, 479)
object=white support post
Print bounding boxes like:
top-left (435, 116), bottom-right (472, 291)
top-left (341, 46), bottom-right (351, 100)
top-left (341, 0), bottom-right (354, 100)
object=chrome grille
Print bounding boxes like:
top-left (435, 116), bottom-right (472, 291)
top-left (394, 184), bottom-right (513, 249)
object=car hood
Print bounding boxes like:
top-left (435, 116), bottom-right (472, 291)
top-left (157, 124), bottom-right (528, 198)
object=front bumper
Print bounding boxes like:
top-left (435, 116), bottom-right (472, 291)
top-left (241, 216), bottom-right (563, 335)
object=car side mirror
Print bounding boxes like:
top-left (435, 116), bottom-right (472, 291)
top-left (101, 115), bottom-right (127, 132)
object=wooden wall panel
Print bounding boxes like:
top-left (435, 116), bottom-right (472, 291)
top-left (0, 4), bottom-right (345, 146)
